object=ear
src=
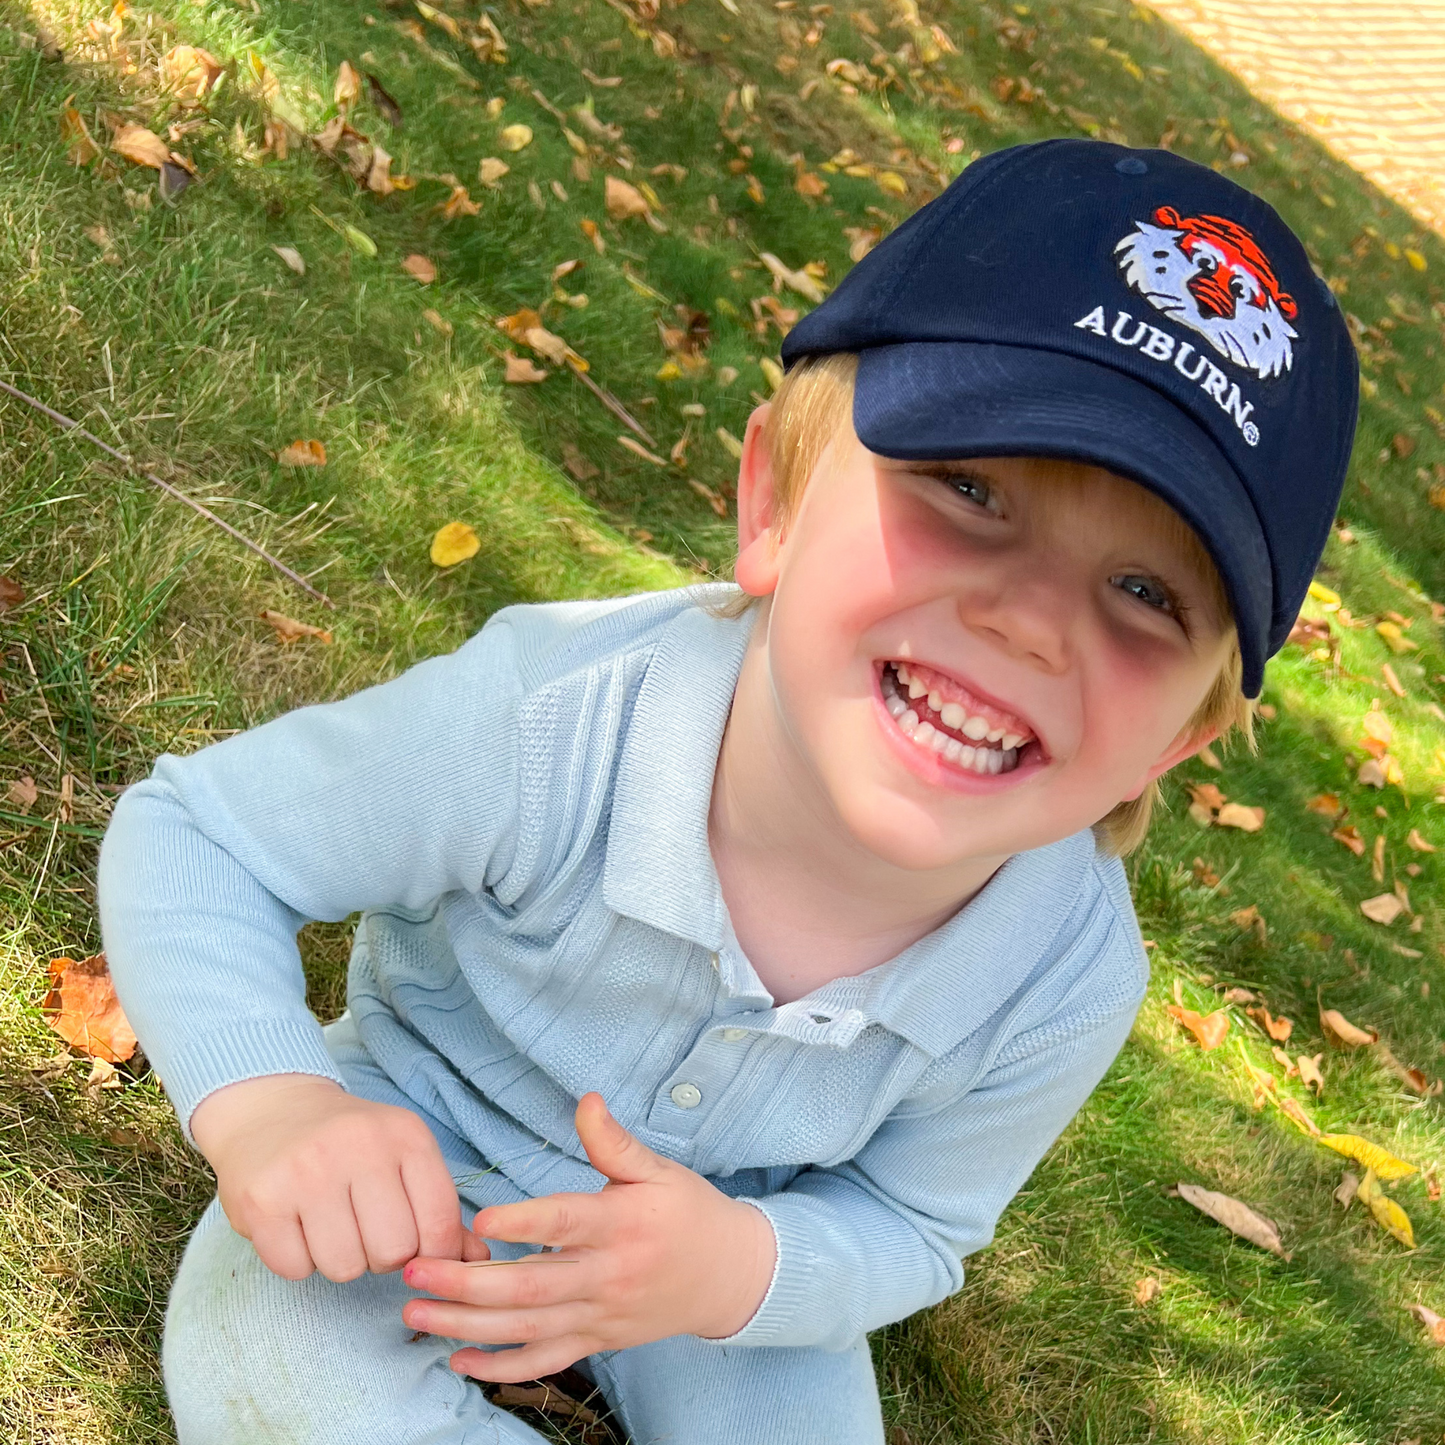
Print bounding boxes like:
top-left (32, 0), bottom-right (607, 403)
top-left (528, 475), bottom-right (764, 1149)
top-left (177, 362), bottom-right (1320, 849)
top-left (733, 402), bottom-right (784, 599)
top-left (1118, 722), bottom-right (1224, 802)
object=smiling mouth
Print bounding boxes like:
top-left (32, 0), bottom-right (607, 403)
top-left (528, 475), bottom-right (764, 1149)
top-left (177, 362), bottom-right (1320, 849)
top-left (879, 661), bottom-right (1038, 776)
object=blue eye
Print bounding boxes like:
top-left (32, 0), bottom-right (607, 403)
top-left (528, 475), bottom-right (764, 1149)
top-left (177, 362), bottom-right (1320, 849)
top-left (942, 473), bottom-right (993, 508)
top-left (1113, 573), bottom-right (1175, 612)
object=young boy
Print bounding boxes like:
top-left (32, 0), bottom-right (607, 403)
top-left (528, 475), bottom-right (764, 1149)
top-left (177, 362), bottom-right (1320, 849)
top-left (99, 138), bottom-right (1356, 1444)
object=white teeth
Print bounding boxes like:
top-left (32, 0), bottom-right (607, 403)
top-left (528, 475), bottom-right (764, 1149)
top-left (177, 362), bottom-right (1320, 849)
top-left (886, 694), bottom-right (907, 719)
top-left (958, 745), bottom-right (975, 767)
top-left (940, 702), bottom-right (965, 729)
top-left (927, 690), bottom-right (943, 711)
top-left (987, 748), bottom-right (1003, 774)
top-left (896, 663), bottom-right (911, 684)
top-left (944, 737), bottom-right (963, 762)
top-left (907, 677), bottom-right (927, 700)
top-left (899, 709), bottom-right (919, 734)
top-left (914, 721), bottom-right (936, 745)
top-left (986, 727), bottom-right (1005, 743)
top-left (1001, 733), bottom-right (1022, 751)
top-left (931, 729), bottom-right (950, 754)
top-left (962, 716), bottom-right (988, 741)
top-left (972, 750), bottom-right (991, 775)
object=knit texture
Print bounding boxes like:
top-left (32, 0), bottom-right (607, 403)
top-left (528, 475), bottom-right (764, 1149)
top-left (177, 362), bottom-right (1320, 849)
top-left (99, 583), bottom-right (1150, 1350)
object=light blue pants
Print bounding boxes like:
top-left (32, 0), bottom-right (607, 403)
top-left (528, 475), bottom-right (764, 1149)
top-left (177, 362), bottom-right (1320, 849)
top-left (162, 1022), bottom-right (887, 1444)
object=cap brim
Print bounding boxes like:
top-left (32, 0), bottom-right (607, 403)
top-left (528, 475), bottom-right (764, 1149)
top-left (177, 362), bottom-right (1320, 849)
top-left (852, 342), bottom-right (1272, 696)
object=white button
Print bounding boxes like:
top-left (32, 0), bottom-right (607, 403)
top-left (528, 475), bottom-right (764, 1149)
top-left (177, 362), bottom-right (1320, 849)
top-left (670, 1082), bottom-right (703, 1109)
top-left (708, 952), bottom-right (720, 970)
top-left (722, 1028), bottom-right (748, 1042)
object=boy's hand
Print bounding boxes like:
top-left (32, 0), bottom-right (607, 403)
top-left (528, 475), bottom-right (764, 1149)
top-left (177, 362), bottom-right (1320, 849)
top-left (399, 1093), bottom-right (777, 1384)
top-left (191, 1074), bottom-right (479, 1282)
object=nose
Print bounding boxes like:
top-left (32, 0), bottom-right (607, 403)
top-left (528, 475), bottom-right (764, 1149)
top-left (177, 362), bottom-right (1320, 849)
top-left (959, 574), bottom-right (1072, 676)
top-left (1187, 266), bottom-right (1237, 320)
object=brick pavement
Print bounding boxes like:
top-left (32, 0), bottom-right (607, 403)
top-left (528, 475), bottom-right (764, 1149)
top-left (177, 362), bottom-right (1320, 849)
top-left (1144, 0), bottom-right (1445, 234)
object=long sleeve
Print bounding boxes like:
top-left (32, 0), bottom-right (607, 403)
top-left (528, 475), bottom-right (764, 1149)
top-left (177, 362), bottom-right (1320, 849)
top-left (724, 998), bottom-right (1139, 1350)
top-left (98, 618), bottom-right (523, 1136)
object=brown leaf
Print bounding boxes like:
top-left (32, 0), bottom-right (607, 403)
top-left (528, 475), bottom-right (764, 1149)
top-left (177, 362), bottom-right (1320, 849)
top-left (1331, 824), bottom-right (1366, 856)
top-left (1356, 758), bottom-right (1389, 789)
top-left (490, 1382), bottom-right (597, 1424)
top-left (1187, 782), bottom-right (1227, 815)
top-left (560, 443), bottom-right (599, 482)
top-left (1191, 857), bottom-right (1221, 888)
top-left (1230, 905), bottom-right (1267, 942)
top-left (0, 575), bottom-right (24, 611)
top-left (1216, 802), bottom-right (1265, 832)
top-left (111, 122), bottom-right (171, 169)
top-left (1247, 1005), bottom-right (1291, 1041)
top-left (335, 60), bottom-right (362, 109)
top-left (277, 439), bottom-right (327, 467)
top-left (61, 104), bottom-right (101, 165)
top-left (579, 217), bottom-right (606, 254)
top-left (439, 184), bottom-right (481, 219)
top-left (1405, 828), bottom-right (1436, 853)
top-left (1271, 1045), bottom-right (1298, 1077)
top-left (503, 351), bottom-right (548, 384)
top-left (1362, 706), bottom-right (1393, 746)
top-left (1319, 1007), bottom-right (1378, 1048)
top-left (1287, 614), bottom-right (1331, 648)
top-left (616, 435), bottom-right (667, 466)
top-left (1380, 662), bottom-right (1406, 698)
top-left (843, 225), bottom-right (881, 262)
top-left (1221, 986), bottom-right (1256, 1004)
top-left (1297, 1053), bottom-right (1325, 1095)
top-left (7, 775), bottom-right (38, 812)
top-left (1306, 792), bottom-right (1342, 817)
top-left (272, 245), bottom-right (306, 275)
top-left (41, 954), bottom-right (138, 1063)
top-left (1360, 892), bottom-right (1406, 925)
top-left (366, 73), bottom-right (403, 126)
top-left (1409, 1304), bottom-right (1445, 1346)
top-left (760, 251), bottom-right (827, 304)
top-left (1334, 1171), bottom-right (1359, 1207)
top-left (1166, 1004), bottom-right (1229, 1051)
top-left (259, 610), bottom-right (332, 645)
top-left (1174, 1182), bottom-right (1288, 1258)
top-left (401, 253), bottom-right (436, 284)
top-left (1133, 1277), bottom-right (1162, 1305)
top-left (478, 156), bottom-right (510, 186)
top-left (421, 309), bottom-right (452, 337)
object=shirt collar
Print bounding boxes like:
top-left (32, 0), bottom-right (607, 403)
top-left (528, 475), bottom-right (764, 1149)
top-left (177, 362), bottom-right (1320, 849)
top-left (603, 589), bottom-right (757, 951)
top-left (603, 590), bottom-right (1105, 1057)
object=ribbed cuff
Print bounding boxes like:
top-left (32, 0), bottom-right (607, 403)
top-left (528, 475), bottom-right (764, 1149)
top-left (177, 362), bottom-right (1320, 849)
top-left (703, 1195), bottom-right (827, 1349)
top-left (151, 1018), bottom-right (347, 1143)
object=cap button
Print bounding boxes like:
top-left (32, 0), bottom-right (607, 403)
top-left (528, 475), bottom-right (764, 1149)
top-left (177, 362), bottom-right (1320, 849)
top-left (1114, 156), bottom-right (1149, 176)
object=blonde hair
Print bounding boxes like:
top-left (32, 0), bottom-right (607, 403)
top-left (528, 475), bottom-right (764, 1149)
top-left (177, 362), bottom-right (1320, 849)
top-left (723, 351), bottom-right (1255, 855)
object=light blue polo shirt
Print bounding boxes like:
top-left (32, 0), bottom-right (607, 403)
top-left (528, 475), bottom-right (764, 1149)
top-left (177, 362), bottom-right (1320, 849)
top-left (98, 584), bottom-right (1149, 1352)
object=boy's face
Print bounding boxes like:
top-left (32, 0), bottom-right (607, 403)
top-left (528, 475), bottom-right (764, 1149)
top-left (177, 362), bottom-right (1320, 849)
top-left (733, 407), bottom-right (1236, 871)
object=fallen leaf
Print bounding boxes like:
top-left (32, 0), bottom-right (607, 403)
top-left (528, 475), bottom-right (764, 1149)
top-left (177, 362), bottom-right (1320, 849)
top-left (843, 225), bottom-right (881, 262)
top-left (431, 521), bottom-right (480, 567)
top-left (1278, 1095), bottom-right (1320, 1136)
top-left (41, 954), bottom-right (138, 1063)
top-left (161, 44), bottom-right (224, 102)
top-left (1319, 1007), bottom-right (1378, 1047)
top-left (401, 253), bottom-right (436, 284)
top-left (1360, 893), bottom-right (1406, 925)
top-left (1306, 792), bottom-right (1342, 817)
top-left (1165, 1004), bottom-right (1229, 1051)
top-left (478, 156), bottom-right (510, 186)
top-left (112, 122), bottom-right (171, 169)
top-left (335, 59), bottom-right (362, 108)
top-left (1376, 620), bottom-right (1418, 654)
top-left (1356, 758), bottom-right (1389, 789)
top-left (1334, 1171), bottom-right (1359, 1208)
top-left (343, 223), bottom-right (377, 257)
top-left (1318, 1134), bottom-right (1415, 1180)
top-left (83, 224), bottom-right (120, 262)
top-left (1409, 1304), bottom-right (1445, 1345)
top-left (579, 218), bottom-right (606, 254)
top-left (616, 435), bottom-right (667, 466)
top-left (277, 439), bottom-right (327, 467)
top-left (1133, 1277), bottom-right (1162, 1305)
top-left (421, 309), bottom-right (452, 336)
top-left (1271, 1045), bottom-right (1298, 1077)
top-left (1287, 614), bottom-right (1332, 648)
top-left (605, 175), bottom-right (652, 221)
top-left (61, 103), bottom-right (101, 165)
top-left (490, 1382), bottom-right (597, 1424)
top-left (0, 575), bottom-right (23, 610)
top-left (1362, 706), bottom-right (1393, 746)
top-left (85, 1056), bottom-right (123, 1092)
top-left (1247, 1005), bottom-right (1291, 1041)
top-left (499, 123), bottom-right (533, 152)
top-left (272, 245), bottom-right (306, 275)
top-left (1331, 824), bottom-right (1366, 856)
top-left (1381, 662), bottom-right (1406, 698)
top-left (1357, 1168), bottom-right (1415, 1248)
top-left (1308, 580), bottom-right (1342, 607)
top-left (1187, 782), bottom-right (1227, 826)
top-left (716, 427), bottom-right (744, 461)
top-left (504, 351), bottom-right (548, 383)
top-left (1197, 744), bottom-right (1222, 770)
top-left (1192, 857), bottom-right (1221, 888)
top-left (759, 251), bottom-right (826, 304)
top-left (1216, 802), bottom-right (1265, 832)
top-left (367, 73), bottom-right (403, 125)
top-left (1405, 828), bottom-right (1436, 853)
top-left (1375, 1042), bottom-right (1441, 1097)
top-left (439, 184), bottom-right (481, 219)
top-left (561, 443), bottom-right (598, 482)
top-left (7, 775), bottom-right (38, 812)
top-left (259, 609), bottom-right (332, 644)
top-left (1221, 987), bottom-right (1256, 1004)
top-left (1297, 1053), bottom-right (1325, 1095)
top-left (1174, 1182), bottom-right (1288, 1258)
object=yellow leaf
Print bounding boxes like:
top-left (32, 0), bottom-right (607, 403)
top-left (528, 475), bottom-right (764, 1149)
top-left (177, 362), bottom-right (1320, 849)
top-left (1318, 1135), bottom-right (1415, 1180)
top-left (430, 521), bottom-right (480, 567)
top-left (875, 170), bottom-right (907, 197)
top-left (1307, 580), bottom-right (1341, 607)
top-left (1376, 620), bottom-right (1418, 653)
top-left (655, 360), bottom-right (683, 381)
top-left (759, 358), bottom-right (784, 393)
top-left (276, 439), bottom-right (327, 467)
top-left (111, 122), bottom-right (171, 169)
top-left (1356, 1168), bottom-right (1416, 1247)
top-left (1404, 248), bottom-right (1427, 272)
top-left (478, 157), bottom-right (510, 186)
top-left (499, 123), bottom-right (533, 152)
top-left (716, 427), bottom-right (744, 461)
top-left (605, 176), bottom-right (651, 220)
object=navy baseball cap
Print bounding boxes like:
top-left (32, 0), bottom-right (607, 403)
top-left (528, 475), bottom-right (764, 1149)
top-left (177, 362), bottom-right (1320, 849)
top-left (780, 138), bottom-right (1359, 696)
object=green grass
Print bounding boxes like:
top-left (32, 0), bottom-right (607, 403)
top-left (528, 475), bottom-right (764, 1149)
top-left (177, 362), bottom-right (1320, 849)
top-left (1, 0), bottom-right (1443, 1438)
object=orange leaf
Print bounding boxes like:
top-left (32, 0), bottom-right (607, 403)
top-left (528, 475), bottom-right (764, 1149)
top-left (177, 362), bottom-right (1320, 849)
top-left (1306, 792), bottom-right (1342, 817)
top-left (1319, 1006), bottom-right (1377, 1047)
top-left (277, 439), bottom-right (327, 467)
top-left (1215, 802), bottom-right (1265, 832)
top-left (1331, 824), bottom-right (1366, 856)
top-left (1166, 1003), bottom-right (1229, 1051)
top-left (259, 610), bottom-right (332, 644)
top-left (1248, 1005), bottom-right (1292, 1041)
top-left (111, 122), bottom-right (171, 169)
top-left (42, 954), bottom-right (138, 1062)
top-left (1409, 1304), bottom-right (1445, 1346)
top-left (1405, 828), bottom-right (1436, 853)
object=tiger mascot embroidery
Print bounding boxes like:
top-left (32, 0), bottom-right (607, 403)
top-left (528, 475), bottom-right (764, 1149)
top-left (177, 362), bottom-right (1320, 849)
top-left (1114, 206), bottom-right (1298, 380)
